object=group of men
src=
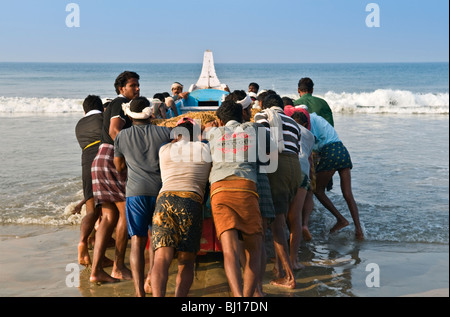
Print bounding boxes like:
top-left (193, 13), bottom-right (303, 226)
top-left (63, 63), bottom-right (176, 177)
top-left (75, 71), bottom-right (363, 297)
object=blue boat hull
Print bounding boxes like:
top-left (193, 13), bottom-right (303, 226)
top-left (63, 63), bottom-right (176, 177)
top-left (178, 89), bottom-right (229, 114)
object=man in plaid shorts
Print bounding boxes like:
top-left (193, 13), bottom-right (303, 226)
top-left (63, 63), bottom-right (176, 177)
top-left (90, 71), bottom-right (140, 284)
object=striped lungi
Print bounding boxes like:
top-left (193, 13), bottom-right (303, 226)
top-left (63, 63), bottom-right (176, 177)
top-left (91, 143), bottom-right (127, 205)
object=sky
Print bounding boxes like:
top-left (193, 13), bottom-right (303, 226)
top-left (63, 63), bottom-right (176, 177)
top-left (0, 0), bottom-right (448, 63)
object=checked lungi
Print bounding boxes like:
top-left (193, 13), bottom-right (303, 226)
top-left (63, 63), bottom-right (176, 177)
top-left (91, 143), bottom-right (127, 206)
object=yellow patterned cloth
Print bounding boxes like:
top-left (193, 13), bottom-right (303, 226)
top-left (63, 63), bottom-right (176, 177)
top-left (152, 192), bottom-right (203, 253)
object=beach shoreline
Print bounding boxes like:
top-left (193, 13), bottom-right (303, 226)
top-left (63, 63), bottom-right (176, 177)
top-left (0, 224), bottom-right (447, 298)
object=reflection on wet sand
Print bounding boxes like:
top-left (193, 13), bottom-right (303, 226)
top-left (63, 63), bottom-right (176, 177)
top-left (77, 235), bottom-right (364, 297)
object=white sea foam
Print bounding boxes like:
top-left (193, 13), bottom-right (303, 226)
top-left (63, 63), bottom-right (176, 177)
top-left (322, 89), bottom-right (449, 114)
top-left (1, 89), bottom-right (448, 114)
top-left (0, 96), bottom-right (84, 114)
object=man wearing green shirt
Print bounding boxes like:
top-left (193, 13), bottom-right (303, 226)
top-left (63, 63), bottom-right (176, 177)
top-left (294, 77), bottom-right (334, 127)
top-left (294, 77), bottom-right (335, 191)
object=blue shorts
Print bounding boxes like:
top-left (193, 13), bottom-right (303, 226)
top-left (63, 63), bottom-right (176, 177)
top-left (126, 196), bottom-right (157, 238)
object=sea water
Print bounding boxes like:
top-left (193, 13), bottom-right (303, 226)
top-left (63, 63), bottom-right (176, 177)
top-left (0, 62), bottom-right (448, 246)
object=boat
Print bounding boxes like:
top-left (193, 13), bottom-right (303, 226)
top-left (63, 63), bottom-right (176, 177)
top-left (177, 50), bottom-right (229, 115)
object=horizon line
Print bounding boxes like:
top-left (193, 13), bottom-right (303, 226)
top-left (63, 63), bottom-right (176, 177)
top-left (0, 60), bottom-right (448, 65)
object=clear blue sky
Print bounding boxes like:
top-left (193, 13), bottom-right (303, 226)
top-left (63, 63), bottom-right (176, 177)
top-left (0, 0), bottom-right (448, 63)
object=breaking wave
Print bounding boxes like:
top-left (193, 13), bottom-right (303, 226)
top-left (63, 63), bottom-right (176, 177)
top-left (1, 89), bottom-right (448, 115)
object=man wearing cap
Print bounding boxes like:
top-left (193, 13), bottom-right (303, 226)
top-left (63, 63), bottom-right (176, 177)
top-left (151, 117), bottom-right (211, 297)
top-left (171, 82), bottom-right (190, 114)
top-left (90, 71), bottom-right (140, 284)
top-left (114, 96), bottom-right (172, 297)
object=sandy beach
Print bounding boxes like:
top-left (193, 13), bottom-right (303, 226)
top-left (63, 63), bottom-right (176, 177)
top-left (0, 224), bottom-right (447, 298)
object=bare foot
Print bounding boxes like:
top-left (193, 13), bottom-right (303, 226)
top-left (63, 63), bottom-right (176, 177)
top-left (78, 242), bottom-right (91, 267)
top-left (270, 277), bottom-right (296, 289)
top-left (253, 286), bottom-right (266, 297)
top-left (87, 236), bottom-right (95, 250)
top-left (90, 270), bottom-right (120, 284)
top-left (102, 256), bottom-right (114, 268)
top-left (144, 277), bottom-right (152, 294)
top-left (272, 265), bottom-right (285, 279)
top-left (112, 266), bottom-right (132, 280)
top-left (302, 227), bottom-right (312, 242)
top-left (292, 261), bottom-right (305, 271)
top-left (330, 219), bottom-right (349, 234)
top-left (355, 231), bottom-right (364, 241)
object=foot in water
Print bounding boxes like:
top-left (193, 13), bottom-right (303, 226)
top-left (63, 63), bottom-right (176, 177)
top-left (270, 277), bottom-right (296, 289)
top-left (90, 270), bottom-right (120, 284)
top-left (111, 266), bottom-right (132, 281)
top-left (302, 226), bottom-right (312, 242)
top-left (330, 219), bottom-right (349, 234)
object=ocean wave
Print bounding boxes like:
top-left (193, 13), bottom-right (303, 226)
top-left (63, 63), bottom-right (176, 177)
top-left (322, 89), bottom-right (449, 114)
top-left (1, 89), bottom-right (449, 114)
top-left (0, 96), bottom-right (84, 113)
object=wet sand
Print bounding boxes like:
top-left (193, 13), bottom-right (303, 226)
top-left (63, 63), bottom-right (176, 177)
top-left (0, 224), bottom-right (448, 298)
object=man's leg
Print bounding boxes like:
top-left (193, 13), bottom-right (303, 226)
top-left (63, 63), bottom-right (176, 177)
top-left (175, 251), bottom-right (196, 297)
top-left (338, 168), bottom-right (364, 240)
top-left (78, 198), bottom-right (100, 266)
top-left (242, 233), bottom-right (263, 297)
top-left (144, 229), bottom-right (154, 294)
top-left (220, 230), bottom-right (244, 297)
top-left (302, 190), bottom-right (314, 241)
top-left (270, 213), bottom-right (296, 289)
top-left (130, 235), bottom-right (148, 297)
top-left (314, 170), bottom-right (349, 233)
top-left (112, 201), bottom-right (132, 280)
top-left (287, 188), bottom-right (307, 270)
top-left (151, 247), bottom-right (175, 297)
top-left (90, 202), bottom-right (119, 283)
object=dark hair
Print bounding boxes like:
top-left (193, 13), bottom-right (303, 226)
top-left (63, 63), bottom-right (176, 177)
top-left (291, 111), bottom-right (309, 128)
top-left (298, 77), bottom-right (314, 93)
top-left (83, 95), bottom-right (104, 113)
top-left (153, 93), bottom-right (165, 102)
top-left (216, 100), bottom-right (243, 124)
top-left (263, 93), bottom-right (284, 110)
top-left (257, 91), bottom-right (268, 103)
top-left (114, 71), bottom-right (140, 95)
top-left (257, 90), bottom-right (277, 108)
top-left (174, 121), bottom-right (195, 142)
top-left (225, 90), bottom-right (247, 102)
top-left (249, 82), bottom-right (259, 91)
top-left (282, 97), bottom-right (294, 107)
top-left (162, 92), bottom-right (171, 98)
top-left (130, 96), bottom-right (150, 113)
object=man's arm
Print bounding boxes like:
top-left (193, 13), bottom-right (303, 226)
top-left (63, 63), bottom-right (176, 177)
top-left (109, 117), bottom-right (125, 141)
top-left (114, 156), bottom-right (126, 173)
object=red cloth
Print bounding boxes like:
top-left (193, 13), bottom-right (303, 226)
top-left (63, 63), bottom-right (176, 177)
top-left (284, 106), bottom-right (311, 130)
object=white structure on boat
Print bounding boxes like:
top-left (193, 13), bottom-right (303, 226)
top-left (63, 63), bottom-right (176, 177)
top-left (189, 50), bottom-right (228, 92)
top-left (177, 50), bottom-right (229, 114)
